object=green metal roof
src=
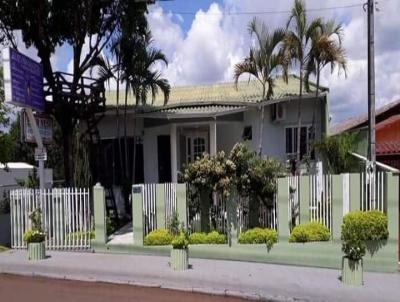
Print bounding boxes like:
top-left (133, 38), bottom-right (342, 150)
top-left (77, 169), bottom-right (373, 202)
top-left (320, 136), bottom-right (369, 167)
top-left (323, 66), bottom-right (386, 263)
top-left (105, 75), bottom-right (327, 110)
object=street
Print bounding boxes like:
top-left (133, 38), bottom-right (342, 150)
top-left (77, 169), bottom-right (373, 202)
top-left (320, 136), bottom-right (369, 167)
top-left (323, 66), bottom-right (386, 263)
top-left (0, 274), bottom-right (249, 302)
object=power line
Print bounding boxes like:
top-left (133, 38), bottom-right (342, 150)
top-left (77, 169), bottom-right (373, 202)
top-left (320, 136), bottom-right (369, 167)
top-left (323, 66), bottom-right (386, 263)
top-left (167, 3), bottom-right (364, 16)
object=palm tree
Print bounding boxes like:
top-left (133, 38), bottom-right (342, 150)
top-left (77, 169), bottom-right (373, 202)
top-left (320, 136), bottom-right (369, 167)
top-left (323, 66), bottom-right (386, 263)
top-left (281, 0), bottom-right (322, 173)
top-left (234, 17), bottom-right (285, 156)
top-left (234, 18), bottom-right (285, 227)
top-left (120, 29), bottom-right (170, 184)
top-left (304, 20), bottom-right (347, 147)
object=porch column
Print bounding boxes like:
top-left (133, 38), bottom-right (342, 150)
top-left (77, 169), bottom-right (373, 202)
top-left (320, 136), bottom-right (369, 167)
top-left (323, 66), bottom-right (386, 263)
top-left (170, 123), bottom-right (178, 183)
top-left (210, 121), bottom-right (217, 155)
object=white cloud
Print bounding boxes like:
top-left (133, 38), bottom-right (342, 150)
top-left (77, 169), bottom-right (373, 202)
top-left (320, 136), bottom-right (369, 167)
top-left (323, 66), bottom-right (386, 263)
top-left (148, 0), bottom-right (400, 124)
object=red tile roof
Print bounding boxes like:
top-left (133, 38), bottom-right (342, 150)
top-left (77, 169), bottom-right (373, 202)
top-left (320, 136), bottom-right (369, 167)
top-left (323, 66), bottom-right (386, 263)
top-left (375, 114), bottom-right (400, 130)
top-left (376, 141), bottom-right (400, 155)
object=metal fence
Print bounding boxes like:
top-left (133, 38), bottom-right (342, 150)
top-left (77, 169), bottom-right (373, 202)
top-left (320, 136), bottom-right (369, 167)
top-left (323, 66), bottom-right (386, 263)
top-left (10, 188), bottom-right (91, 250)
top-left (141, 183), bottom-right (178, 236)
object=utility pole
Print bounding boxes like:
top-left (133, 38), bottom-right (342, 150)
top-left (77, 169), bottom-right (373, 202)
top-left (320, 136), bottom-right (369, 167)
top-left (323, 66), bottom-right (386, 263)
top-left (366, 0), bottom-right (376, 206)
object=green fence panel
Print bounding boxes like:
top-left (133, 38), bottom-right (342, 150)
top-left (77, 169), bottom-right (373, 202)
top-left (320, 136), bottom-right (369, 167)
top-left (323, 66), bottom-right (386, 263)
top-left (176, 184), bottom-right (187, 228)
top-left (299, 176), bottom-right (309, 224)
top-left (132, 185), bottom-right (144, 245)
top-left (156, 184), bottom-right (166, 229)
top-left (331, 175), bottom-right (343, 240)
top-left (277, 177), bottom-right (290, 239)
top-left (93, 183), bottom-right (107, 245)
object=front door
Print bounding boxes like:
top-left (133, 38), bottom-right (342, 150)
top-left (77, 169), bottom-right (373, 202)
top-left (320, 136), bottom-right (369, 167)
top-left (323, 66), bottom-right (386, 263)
top-left (157, 135), bottom-right (171, 183)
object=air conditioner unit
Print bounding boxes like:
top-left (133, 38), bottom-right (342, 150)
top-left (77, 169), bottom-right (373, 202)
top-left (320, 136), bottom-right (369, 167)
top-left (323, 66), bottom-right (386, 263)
top-left (271, 103), bottom-right (286, 123)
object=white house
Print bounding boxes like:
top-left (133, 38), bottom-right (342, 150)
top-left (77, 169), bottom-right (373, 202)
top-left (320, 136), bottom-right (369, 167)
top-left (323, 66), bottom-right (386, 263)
top-left (94, 75), bottom-right (329, 185)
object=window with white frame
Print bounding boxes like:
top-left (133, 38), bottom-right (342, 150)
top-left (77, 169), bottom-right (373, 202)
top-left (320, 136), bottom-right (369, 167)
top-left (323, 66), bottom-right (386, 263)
top-left (285, 126), bottom-right (312, 160)
top-left (186, 135), bottom-right (207, 163)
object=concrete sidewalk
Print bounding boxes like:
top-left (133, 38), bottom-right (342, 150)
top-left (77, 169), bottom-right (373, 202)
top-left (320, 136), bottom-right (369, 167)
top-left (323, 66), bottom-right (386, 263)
top-left (0, 250), bottom-right (399, 302)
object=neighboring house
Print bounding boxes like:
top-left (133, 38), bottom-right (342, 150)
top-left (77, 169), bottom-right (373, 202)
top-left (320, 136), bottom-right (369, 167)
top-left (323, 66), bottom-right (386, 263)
top-left (94, 75), bottom-right (329, 185)
top-left (330, 99), bottom-right (400, 169)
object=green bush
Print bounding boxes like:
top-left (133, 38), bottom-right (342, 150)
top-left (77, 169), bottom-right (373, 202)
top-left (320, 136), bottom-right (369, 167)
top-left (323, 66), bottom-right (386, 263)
top-left (238, 227), bottom-right (278, 250)
top-left (342, 210), bottom-right (388, 260)
top-left (171, 232), bottom-right (189, 249)
top-left (189, 232), bottom-right (207, 244)
top-left (206, 231), bottom-right (226, 244)
top-left (23, 230), bottom-right (46, 243)
top-left (144, 229), bottom-right (173, 246)
top-left (189, 231), bottom-right (226, 244)
top-left (289, 222), bottom-right (331, 243)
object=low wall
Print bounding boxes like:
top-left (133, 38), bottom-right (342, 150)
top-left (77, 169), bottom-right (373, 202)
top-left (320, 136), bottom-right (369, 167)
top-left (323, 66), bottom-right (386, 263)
top-left (92, 239), bottom-right (397, 273)
top-left (0, 214), bottom-right (11, 247)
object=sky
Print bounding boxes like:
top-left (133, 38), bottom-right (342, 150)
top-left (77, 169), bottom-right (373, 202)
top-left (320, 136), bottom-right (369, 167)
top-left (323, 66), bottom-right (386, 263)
top-left (7, 0), bottom-right (400, 125)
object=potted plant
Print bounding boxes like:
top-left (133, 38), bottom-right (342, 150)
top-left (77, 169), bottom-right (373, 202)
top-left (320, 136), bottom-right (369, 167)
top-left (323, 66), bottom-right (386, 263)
top-left (170, 230), bottom-right (189, 271)
top-left (341, 211), bottom-right (388, 286)
top-left (23, 208), bottom-right (46, 260)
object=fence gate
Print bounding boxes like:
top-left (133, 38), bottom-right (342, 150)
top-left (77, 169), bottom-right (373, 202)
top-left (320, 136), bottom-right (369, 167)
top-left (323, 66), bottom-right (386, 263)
top-left (10, 188), bottom-right (91, 250)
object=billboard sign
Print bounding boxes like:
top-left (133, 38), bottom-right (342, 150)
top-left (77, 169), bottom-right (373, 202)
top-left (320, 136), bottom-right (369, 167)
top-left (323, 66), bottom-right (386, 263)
top-left (2, 48), bottom-right (45, 112)
top-left (22, 111), bottom-right (53, 144)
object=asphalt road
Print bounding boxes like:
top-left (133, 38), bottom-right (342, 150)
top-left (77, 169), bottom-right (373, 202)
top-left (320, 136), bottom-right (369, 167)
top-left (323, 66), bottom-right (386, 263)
top-left (0, 274), bottom-right (250, 302)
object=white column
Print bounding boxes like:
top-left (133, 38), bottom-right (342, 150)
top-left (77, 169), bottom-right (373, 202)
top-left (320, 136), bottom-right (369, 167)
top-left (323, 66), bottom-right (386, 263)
top-left (170, 123), bottom-right (178, 183)
top-left (210, 121), bottom-right (217, 156)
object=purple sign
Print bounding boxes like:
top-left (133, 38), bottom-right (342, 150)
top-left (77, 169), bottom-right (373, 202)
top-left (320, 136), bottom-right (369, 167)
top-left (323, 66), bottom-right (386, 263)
top-left (2, 48), bottom-right (44, 112)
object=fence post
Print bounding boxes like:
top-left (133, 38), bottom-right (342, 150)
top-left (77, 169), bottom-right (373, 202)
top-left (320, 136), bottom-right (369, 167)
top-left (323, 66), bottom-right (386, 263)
top-left (331, 174), bottom-right (343, 241)
top-left (132, 185), bottom-right (144, 245)
top-left (176, 184), bottom-right (187, 228)
top-left (299, 176), bottom-right (309, 224)
top-left (156, 184), bottom-right (166, 229)
top-left (277, 177), bottom-right (290, 239)
top-left (93, 183), bottom-right (107, 245)
top-left (349, 173), bottom-right (361, 211)
top-left (385, 172), bottom-right (399, 246)
top-left (227, 188), bottom-right (238, 246)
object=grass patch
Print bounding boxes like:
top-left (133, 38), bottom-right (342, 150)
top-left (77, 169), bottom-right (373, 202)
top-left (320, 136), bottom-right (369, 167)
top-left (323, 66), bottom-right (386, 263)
top-left (0, 245), bottom-right (8, 252)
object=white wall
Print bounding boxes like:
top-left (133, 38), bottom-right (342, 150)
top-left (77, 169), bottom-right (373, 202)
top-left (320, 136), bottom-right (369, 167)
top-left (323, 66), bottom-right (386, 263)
top-left (244, 99), bottom-right (322, 161)
top-left (216, 122), bottom-right (243, 154)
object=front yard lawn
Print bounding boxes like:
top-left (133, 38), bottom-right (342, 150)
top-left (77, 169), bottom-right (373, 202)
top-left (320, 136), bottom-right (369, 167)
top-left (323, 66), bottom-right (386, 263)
top-left (0, 246), bottom-right (8, 252)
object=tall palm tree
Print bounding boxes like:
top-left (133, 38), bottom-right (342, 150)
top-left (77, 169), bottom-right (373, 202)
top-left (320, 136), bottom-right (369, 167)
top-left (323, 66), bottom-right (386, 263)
top-left (234, 18), bottom-right (285, 228)
top-left (281, 0), bottom-right (322, 173)
top-left (305, 20), bottom-right (347, 147)
top-left (234, 17), bottom-right (285, 156)
top-left (120, 29), bottom-right (170, 184)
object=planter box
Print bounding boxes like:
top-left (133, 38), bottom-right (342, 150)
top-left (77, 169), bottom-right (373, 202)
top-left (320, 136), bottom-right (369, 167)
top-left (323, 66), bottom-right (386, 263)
top-left (28, 242), bottom-right (46, 261)
top-left (342, 257), bottom-right (363, 286)
top-left (170, 248), bottom-right (188, 271)
top-left (0, 214), bottom-right (11, 247)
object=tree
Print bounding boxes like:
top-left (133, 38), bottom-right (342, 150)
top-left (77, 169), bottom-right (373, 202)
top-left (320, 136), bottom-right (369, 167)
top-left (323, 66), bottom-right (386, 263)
top-left (234, 18), bottom-right (285, 156)
top-left (119, 28), bottom-right (170, 183)
top-left (314, 132), bottom-right (359, 174)
top-left (281, 0), bottom-right (322, 172)
top-left (305, 19), bottom-right (347, 148)
top-left (0, 0), bottom-right (151, 185)
top-left (0, 66), bottom-right (10, 165)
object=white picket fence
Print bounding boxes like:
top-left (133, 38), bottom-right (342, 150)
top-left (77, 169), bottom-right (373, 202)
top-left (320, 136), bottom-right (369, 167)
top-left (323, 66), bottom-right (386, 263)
top-left (142, 183), bottom-right (178, 236)
top-left (309, 174), bottom-right (333, 230)
top-left (10, 188), bottom-right (91, 250)
top-left (361, 171), bottom-right (385, 212)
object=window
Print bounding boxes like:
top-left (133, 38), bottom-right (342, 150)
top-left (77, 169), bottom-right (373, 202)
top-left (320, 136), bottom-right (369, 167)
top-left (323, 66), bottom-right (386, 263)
top-left (186, 136), bottom-right (207, 163)
top-left (242, 126), bottom-right (252, 141)
top-left (285, 126), bottom-right (311, 160)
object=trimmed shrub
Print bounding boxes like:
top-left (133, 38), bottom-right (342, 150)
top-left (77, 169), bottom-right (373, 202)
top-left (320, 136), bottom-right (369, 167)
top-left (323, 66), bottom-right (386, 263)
top-left (189, 232), bottom-right (207, 244)
top-left (189, 231), bottom-right (226, 244)
top-left (238, 227), bottom-right (278, 250)
top-left (289, 222), bottom-right (331, 243)
top-left (206, 231), bottom-right (226, 244)
top-left (342, 210), bottom-right (388, 260)
top-left (144, 229), bottom-right (173, 246)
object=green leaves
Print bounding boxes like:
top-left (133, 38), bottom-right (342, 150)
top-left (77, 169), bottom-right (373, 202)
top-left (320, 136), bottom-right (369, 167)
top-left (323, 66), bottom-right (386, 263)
top-left (238, 227), bottom-right (278, 251)
top-left (341, 211), bottom-right (389, 260)
top-left (314, 132), bottom-right (358, 174)
top-left (289, 222), bottom-right (331, 243)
